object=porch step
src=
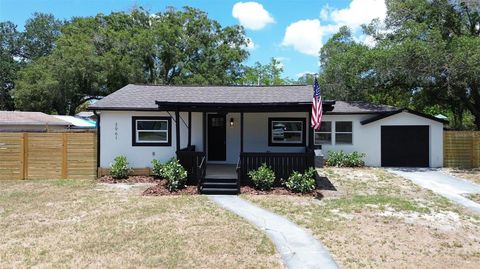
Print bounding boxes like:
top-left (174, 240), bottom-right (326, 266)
top-left (203, 181), bottom-right (237, 189)
top-left (201, 177), bottom-right (238, 195)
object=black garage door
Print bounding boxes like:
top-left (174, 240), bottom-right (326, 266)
top-left (381, 126), bottom-right (429, 167)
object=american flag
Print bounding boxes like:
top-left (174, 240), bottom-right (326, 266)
top-left (311, 77), bottom-right (323, 130)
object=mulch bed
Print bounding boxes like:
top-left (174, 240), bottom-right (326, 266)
top-left (240, 186), bottom-right (321, 197)
top-left (98, 175), bottom-right (159, 184)
top-left (142, 180), bottom-right (198, 196)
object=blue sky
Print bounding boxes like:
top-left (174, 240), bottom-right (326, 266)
top-left (0, 0), bottom-right (386, 79)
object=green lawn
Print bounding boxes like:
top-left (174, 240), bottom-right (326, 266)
top-left (0, 179), bottom-right (281, 268)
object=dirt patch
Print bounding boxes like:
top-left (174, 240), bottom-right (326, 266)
top-left (442, 168), bottom-right (480, 185)
top-left (98, 175), bottom-right (159, 184)
top-left (143, 180), bottom-right (198, 196)
top-left (240, 186), bottom-right (320, 197)
top-left (244, 167), bottom-right (480, 269)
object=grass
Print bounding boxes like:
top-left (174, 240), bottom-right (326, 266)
top-left (243, 167), bottom-right (480, 268)
top-left (465, 193), bottom-right (480, 203)
top-left (0, 179), bottom-right (281, 268)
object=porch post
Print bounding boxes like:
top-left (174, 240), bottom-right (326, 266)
top-left (308, 110), bottom-right (314, 149)
top-left (202, 112), bottom-right (206, 153)
top-left (240, 112), bottom-right (244, 153)
top-left (175, 110), bottom-right (180, 151)
top-left (188, 111), bottom-right (192, 147)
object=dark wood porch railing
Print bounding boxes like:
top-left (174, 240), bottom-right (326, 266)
top-left (176, 146), bottom-right (206, 185)
top-left (238, 148), bottom-right (315, 186)
top-left (197, 155), bottom-right (206, 193)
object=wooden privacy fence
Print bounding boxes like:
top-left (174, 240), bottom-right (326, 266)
top-left (444, 131), bottom-right (480, 168)
top-left (0, 132), bottom-right (97, 180)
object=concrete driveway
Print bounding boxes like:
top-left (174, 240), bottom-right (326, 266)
top-left (389, 168), bottom-right (480, 213)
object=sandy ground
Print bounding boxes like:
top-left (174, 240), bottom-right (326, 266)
top-left (0, 180), bottom-right (281, 268)
top-left (442, 168), bottom-right (480, 185)
top-left (244, 167), bottom-right (480, 269)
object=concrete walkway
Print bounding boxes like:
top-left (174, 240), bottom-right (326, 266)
top-left (209, 195), bottom-right (339, 269)
top-left (389, 168), bottom-right (480, 213)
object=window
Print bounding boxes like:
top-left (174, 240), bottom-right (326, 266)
top-left (268, 118), bottom-right (306, 146)
top-left (314, 121), bottom-right (332, 145)
top-left (335, 121), bottom-right (353, 144)
top-left (132, 116), bottom-right (171, 146)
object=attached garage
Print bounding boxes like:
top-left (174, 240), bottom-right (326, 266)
top-left (381, 126), bottom-right (429, 167)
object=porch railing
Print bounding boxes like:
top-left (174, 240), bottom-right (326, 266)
top-left (197, 155), bottom-right (207, 193)
top-left (176, 146), bottom-right (206, 185)
top-left (238, 148), bottom-right (315, 186)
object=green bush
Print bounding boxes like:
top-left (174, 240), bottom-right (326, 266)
top-left (285, 167), bottom-right (316, 193)
top-left (161, 158), bottom-right (187, 191)
top-left (110, 155), bottom-right (131, 179)
top-left (325, 151), bottom-right (365, 167)
top-left (248, 163), bottom-right (276, 190)
top-left (151, 159), bottom-right (165, 178)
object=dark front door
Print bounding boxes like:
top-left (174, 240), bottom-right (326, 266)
top-left (208, 114), bottom-right (226, 161)
top-left (381, 125), bottom-right (429, 167)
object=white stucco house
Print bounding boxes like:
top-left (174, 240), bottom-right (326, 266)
top-left (89, 84), bottom-right (446, 194)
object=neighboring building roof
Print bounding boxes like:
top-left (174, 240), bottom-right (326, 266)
top-left (361, 108), bottom-right (448, 125)
top-left (53, 115), bottom-right (96, 128)
top-left (89, 84), bottom-right (318, 110)
top-left (0, 111), bottom-right (70, 126)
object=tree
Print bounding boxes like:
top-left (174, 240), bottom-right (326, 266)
top-left (239, 58), bottom-right (285, 85)
top-left (319, 0), bottom-right (480, 129)
top-left (145, 7), bottom-right (248, 85)
top-left (319, 26), bottom-right (373, 101)
top-left (13, 7), bottom-right (249, 115)
top-left (21, 13), bottom-right (62, 61)
top-left (0, 21), bottom-right (21, 110)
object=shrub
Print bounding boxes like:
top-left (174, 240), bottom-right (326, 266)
top-left (151, 159), bottom-right (165, 178)
top-left (248, 163), bottom-right (276, 190)
top-left (162, 158), bottom-right (187, 191)
top-left (110, 155), bottom-right (131, 179)
top-left (325, 151), bottom-right (365, 167)
top-left (285, 167), bottom-right (316, 193)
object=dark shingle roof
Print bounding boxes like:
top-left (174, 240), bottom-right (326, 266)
top-left (328, 101), bottom-right (398, 114)
top-left (89, 84), bottom-right (399, 114)
top-left (89, 84), bottom-right (313, 110)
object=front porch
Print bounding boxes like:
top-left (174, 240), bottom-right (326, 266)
top-left (165, 102), bottom-right (331, 194)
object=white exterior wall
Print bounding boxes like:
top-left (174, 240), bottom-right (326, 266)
top-left (99, 110), bottom-right (443, 168)
top-left (100, 111), bottom-right (310, 167)
top-left (99, 111), bottom-right (201, 167)
top-left (320, 111), bottom-right (444, 167)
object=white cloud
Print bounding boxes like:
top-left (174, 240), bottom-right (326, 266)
top-left (328, 0), bottom-right (386, 31)
top-left (282, 0), bottom-right (386, 56)
top-left (232, 2), bottom-right (275, 30)
top-left (281, 19), bottom-right (338, 56)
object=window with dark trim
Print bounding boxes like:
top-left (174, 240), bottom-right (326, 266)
top-left (132, 116), bottom-right (172, 146)
top-left (335, 121), bottom-right (353, 144)
top-left (268, 118), bottom-right (306, 146)
top-left (314, 121), bottom-right (332, 145)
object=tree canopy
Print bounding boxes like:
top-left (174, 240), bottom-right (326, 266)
top-left (319, 0), bottom-right (480, 129)
top-left (2, 7), bottom-right (250, 115)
